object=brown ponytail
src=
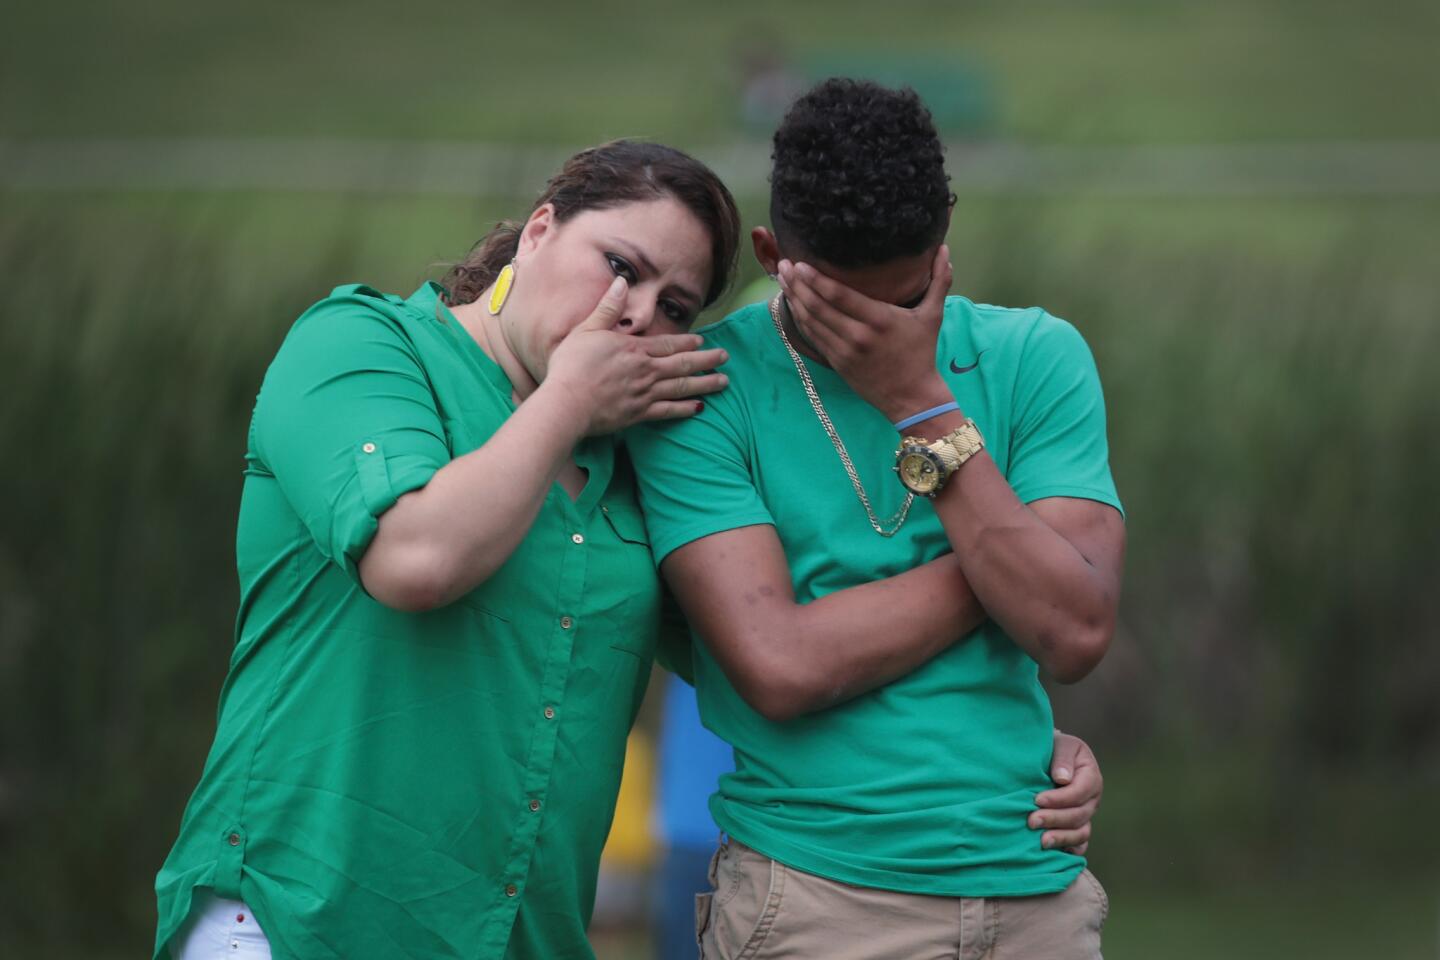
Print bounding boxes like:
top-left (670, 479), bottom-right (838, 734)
top-left (441, 140), bottom-right (740, 309)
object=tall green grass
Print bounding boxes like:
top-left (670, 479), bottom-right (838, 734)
top-left (1, 195), bottom-right (1437, 955)
top-left (961, 200), bottom-right (1440, 767)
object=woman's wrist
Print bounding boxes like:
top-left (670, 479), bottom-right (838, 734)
top-left (524, 379), bottom-right (594, 445)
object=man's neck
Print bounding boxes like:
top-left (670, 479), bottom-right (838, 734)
top-left (777, 294), bottom-right (832, 369)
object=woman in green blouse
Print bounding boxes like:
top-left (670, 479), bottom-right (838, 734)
top-left (155, 141), bottom-right (740, 960)
top-left (155, 139), bottom-right (1106, 960)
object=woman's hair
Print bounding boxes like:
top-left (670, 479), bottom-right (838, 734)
top-left (770, 78), bottom-right (953, 269)
top-left (443, 140), bottom-right (741, 310)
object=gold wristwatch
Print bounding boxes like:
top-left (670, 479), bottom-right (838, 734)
top-left (893, 419), bottom-right (985, 497)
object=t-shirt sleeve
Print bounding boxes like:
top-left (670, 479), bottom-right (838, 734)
top-left (624, 392), bottom-right (774, 567)
top-left (1006, 313), bottom-right (1123, 515)
top-left (251, 299), bottom-right (450, 583)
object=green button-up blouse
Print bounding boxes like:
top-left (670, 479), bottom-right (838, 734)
top-left (154, 283), bottom-right (660, 959)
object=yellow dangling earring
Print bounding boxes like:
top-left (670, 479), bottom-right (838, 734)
top-left (487, 261), bottom-right (516, 315)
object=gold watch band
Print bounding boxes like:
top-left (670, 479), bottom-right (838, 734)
top-left (893, 419), bottom-right (985, 498)
top-left (932, 419), bottom-right (985, 469)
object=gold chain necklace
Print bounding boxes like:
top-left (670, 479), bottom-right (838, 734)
top-left (768, 295), bottom-right (914, 537)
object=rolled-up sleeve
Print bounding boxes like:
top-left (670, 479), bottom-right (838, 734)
top-left (252, 298), bottom-right (450, 582)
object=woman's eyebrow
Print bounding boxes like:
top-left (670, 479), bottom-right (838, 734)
top-left (609, 237), bottom-right (701, 307)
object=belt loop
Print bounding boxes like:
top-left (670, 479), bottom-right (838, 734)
top-left (706, 841), bottom-right (725, 888)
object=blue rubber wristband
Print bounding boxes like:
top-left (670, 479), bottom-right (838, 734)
top-left (893, 402), bottom-right (960, 432)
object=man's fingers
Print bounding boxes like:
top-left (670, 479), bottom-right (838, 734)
top-left (782, 281), bottom-right (845, 360)
top-left (790, 259), bottom-right (886, 323)
top-left (781, 262), bottom-right (867, 341)
top-left (576, 276), bottom-right (629, 331)
top-left (919, 244), bottom-right (953, 314)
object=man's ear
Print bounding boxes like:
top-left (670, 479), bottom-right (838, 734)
top-left (751, 226), bottom-right (781, 275)
top-left (515, 203), bottom-right (556, 259)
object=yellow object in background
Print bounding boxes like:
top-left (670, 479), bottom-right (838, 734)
top-left (600, 731), bottom-right (658, 870)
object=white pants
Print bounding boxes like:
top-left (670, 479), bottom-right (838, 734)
top-left (170, 889), bottom-right (272, 959)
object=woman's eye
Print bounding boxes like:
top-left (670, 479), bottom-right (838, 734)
top-left (661, 300), bottom-right (690, 325)
top-left (606, 254), bottom-right (637, 283)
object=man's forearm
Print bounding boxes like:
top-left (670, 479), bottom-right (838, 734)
top-left (777, 554), bottom-right (985, 715)
top-left (662, 527), bottom-right (986, 722)
top-left (773, 260), bottom-right (1121, 685)
top-left (919, 424), bottom-right (1118, 681)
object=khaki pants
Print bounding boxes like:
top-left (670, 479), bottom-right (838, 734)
top-left (695, 839), bottom-right (1108, 960)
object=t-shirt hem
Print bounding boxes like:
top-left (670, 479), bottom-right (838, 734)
top-left (714, 809), bottom-right (1083, 899)
top-left (648, 516), bottom-right (776, 567)
top-left (1015, 484), bottom-right (1125, 519)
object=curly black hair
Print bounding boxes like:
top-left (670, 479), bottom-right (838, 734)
top-left (770, 78), bottom-right (953, 269)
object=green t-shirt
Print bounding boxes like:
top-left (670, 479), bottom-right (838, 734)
top-left (627, 296), bottom-right (1122, 897)
top-left (155, 283), bottom-right (659, 960)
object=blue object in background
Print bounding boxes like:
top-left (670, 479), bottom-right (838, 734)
top-left (653, 674), bottom-right (735, 959)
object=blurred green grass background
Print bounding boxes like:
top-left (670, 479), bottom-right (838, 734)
top-left (3, 1), bottom-right (1439, 957)
top-left (6, 0), bottom-right (1440, 143)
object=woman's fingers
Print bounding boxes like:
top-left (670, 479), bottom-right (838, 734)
top-left (1035, 762), bottom-right (1102, 810)
top-left (1029, 798), bottom-right (1097, 833)
top-left (574, 332), bottom-right (728, 430)
top-left (638, 399), bottom-right (711, 422)
top-left (1031, 784), bottom-right (1098, 852)
top-left (655, 371), bottom-right (729, 401)
top-left (644, 333), bottom-right (707, 358)
top-left (1041, 823), bottom-right (1091, 852)
top-left (575, 277), bottom-right (629, 331)
top-left (649, 346), bottom-right (729, 378)
top-left (1037, 735), bottom-right (1102, 809)
top-left (1049, 730), bottom-right (1084, 786)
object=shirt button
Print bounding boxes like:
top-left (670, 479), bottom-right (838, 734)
top-left (543, 705), bottom-right (556, 720)
top-left (560, 616), bottom-right (573, 629)
top-left (505, 884), bottom-right (518, 897)
top-left (227, 833), bottom-right (241, 846)
top-left (361, 442), bottom-right (376, 454)
top-left (529, 799), bottom-right (541, 812)
top-left (571, 532), bottom-right (584, 544)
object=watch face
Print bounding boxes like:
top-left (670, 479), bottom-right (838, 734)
top-left (898, 451), bottom-right (942, 494)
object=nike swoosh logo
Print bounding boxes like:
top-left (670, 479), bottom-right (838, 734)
top-left (949, 351), bottom-right (985, 375)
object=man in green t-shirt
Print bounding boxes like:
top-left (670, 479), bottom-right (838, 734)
top-left (627, 79), bottom-right (1124, 958)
